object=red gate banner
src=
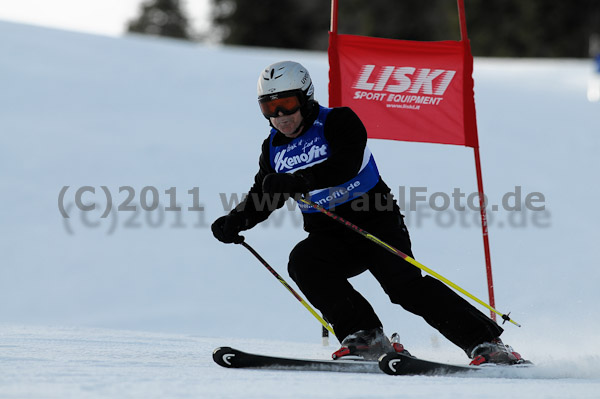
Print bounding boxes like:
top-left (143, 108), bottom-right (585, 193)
top-left (328, 33), bottom-right (479, 148)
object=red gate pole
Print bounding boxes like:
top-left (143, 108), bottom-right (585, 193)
top-left (457, 0), bottom-right (496, 321)
top-left (328, 0), bottom-right (341, 108)
top-left (474, 147), bottom-right (496, 321)
top-left (330, 0), bottom-right (338, 33)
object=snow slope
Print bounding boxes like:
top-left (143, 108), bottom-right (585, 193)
top-left (2, 325), bottom-right (600, 399)
top-left (1, 20), bottom-right (599, 398)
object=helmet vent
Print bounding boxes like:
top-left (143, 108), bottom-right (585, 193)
top-left (270, 67), bottom-right (283, 80)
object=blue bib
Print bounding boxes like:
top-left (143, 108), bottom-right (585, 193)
top-left (269, 106), bottom-right (380, 213)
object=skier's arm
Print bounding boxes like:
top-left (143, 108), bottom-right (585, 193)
top-left (230, 138), bottom-right (286, 230)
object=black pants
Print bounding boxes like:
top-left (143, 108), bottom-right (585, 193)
top-left (288, 220), bottom-right (503, 354)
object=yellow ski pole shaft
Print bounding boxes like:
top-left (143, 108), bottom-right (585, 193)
top-left (299, 198), bottom-right (521, 328)
top-left (240, 241), bottom-right (336, 336)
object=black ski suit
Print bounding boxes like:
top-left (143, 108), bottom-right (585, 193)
top-left (231, 102), bottom-right (503, 354)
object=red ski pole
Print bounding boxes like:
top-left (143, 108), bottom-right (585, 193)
top-left (238, 240), bottom-right (336, 336)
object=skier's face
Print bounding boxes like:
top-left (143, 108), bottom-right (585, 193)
top-left (270, 109), bottom-right (303, 138)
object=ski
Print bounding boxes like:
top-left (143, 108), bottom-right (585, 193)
top-left (213, 346), bottom-right (531, 376)
top-left (376, 352), bottom-right (538, 376)
top-left (213, 346), bottom-right (381, 374)
top-left (378, 352), bottom-right (478, 375)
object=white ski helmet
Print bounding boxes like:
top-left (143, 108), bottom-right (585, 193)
top-left (257, 61), bottom-right (315, 118)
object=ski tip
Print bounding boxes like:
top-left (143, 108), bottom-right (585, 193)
top-left (213, 346), bottom-right (238, 368)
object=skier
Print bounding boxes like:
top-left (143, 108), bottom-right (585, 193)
top-left (211, 60), bottom-right (525, 365)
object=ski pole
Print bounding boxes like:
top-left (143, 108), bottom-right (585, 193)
top-left (298, 198), bottom-right (521, 328)
top-left (239, 240), bottom-right (336, 336)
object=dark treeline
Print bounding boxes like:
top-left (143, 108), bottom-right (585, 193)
top-left (127, 0), bottom-right (600, 58)
top-left (211, 0), bottom-right (600, 58)
top-left (128, 0), bottom-right (193, 40)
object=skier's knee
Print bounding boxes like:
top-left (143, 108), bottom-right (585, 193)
top-left (288, 240), bottom-right (311, 282)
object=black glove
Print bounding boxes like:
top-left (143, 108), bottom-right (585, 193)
top-left (262, 173), bottom-right (309, 200)
top-left (211, 213), bottom-right (245, 244)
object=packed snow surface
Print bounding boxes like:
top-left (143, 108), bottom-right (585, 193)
top-left (2, 325), bottom-right (600, 399)
top-left (1, 20), bottom-right (599, 398)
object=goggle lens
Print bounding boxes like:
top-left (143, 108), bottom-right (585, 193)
top-left (259, 94), bottom-right (302, 118)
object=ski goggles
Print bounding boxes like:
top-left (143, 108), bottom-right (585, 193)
top-left (258, 91), bottom-right (303, 118)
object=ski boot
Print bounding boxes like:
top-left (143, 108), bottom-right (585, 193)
top-left (332, 328), bottom-right (408, 361)
top-left (469, 338), bottom-right (529, 366)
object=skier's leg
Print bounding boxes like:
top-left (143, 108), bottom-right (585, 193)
top-left (288, 233), bottom-right (382, 341)
top-left (367, 225), bottom-right (503, 353)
